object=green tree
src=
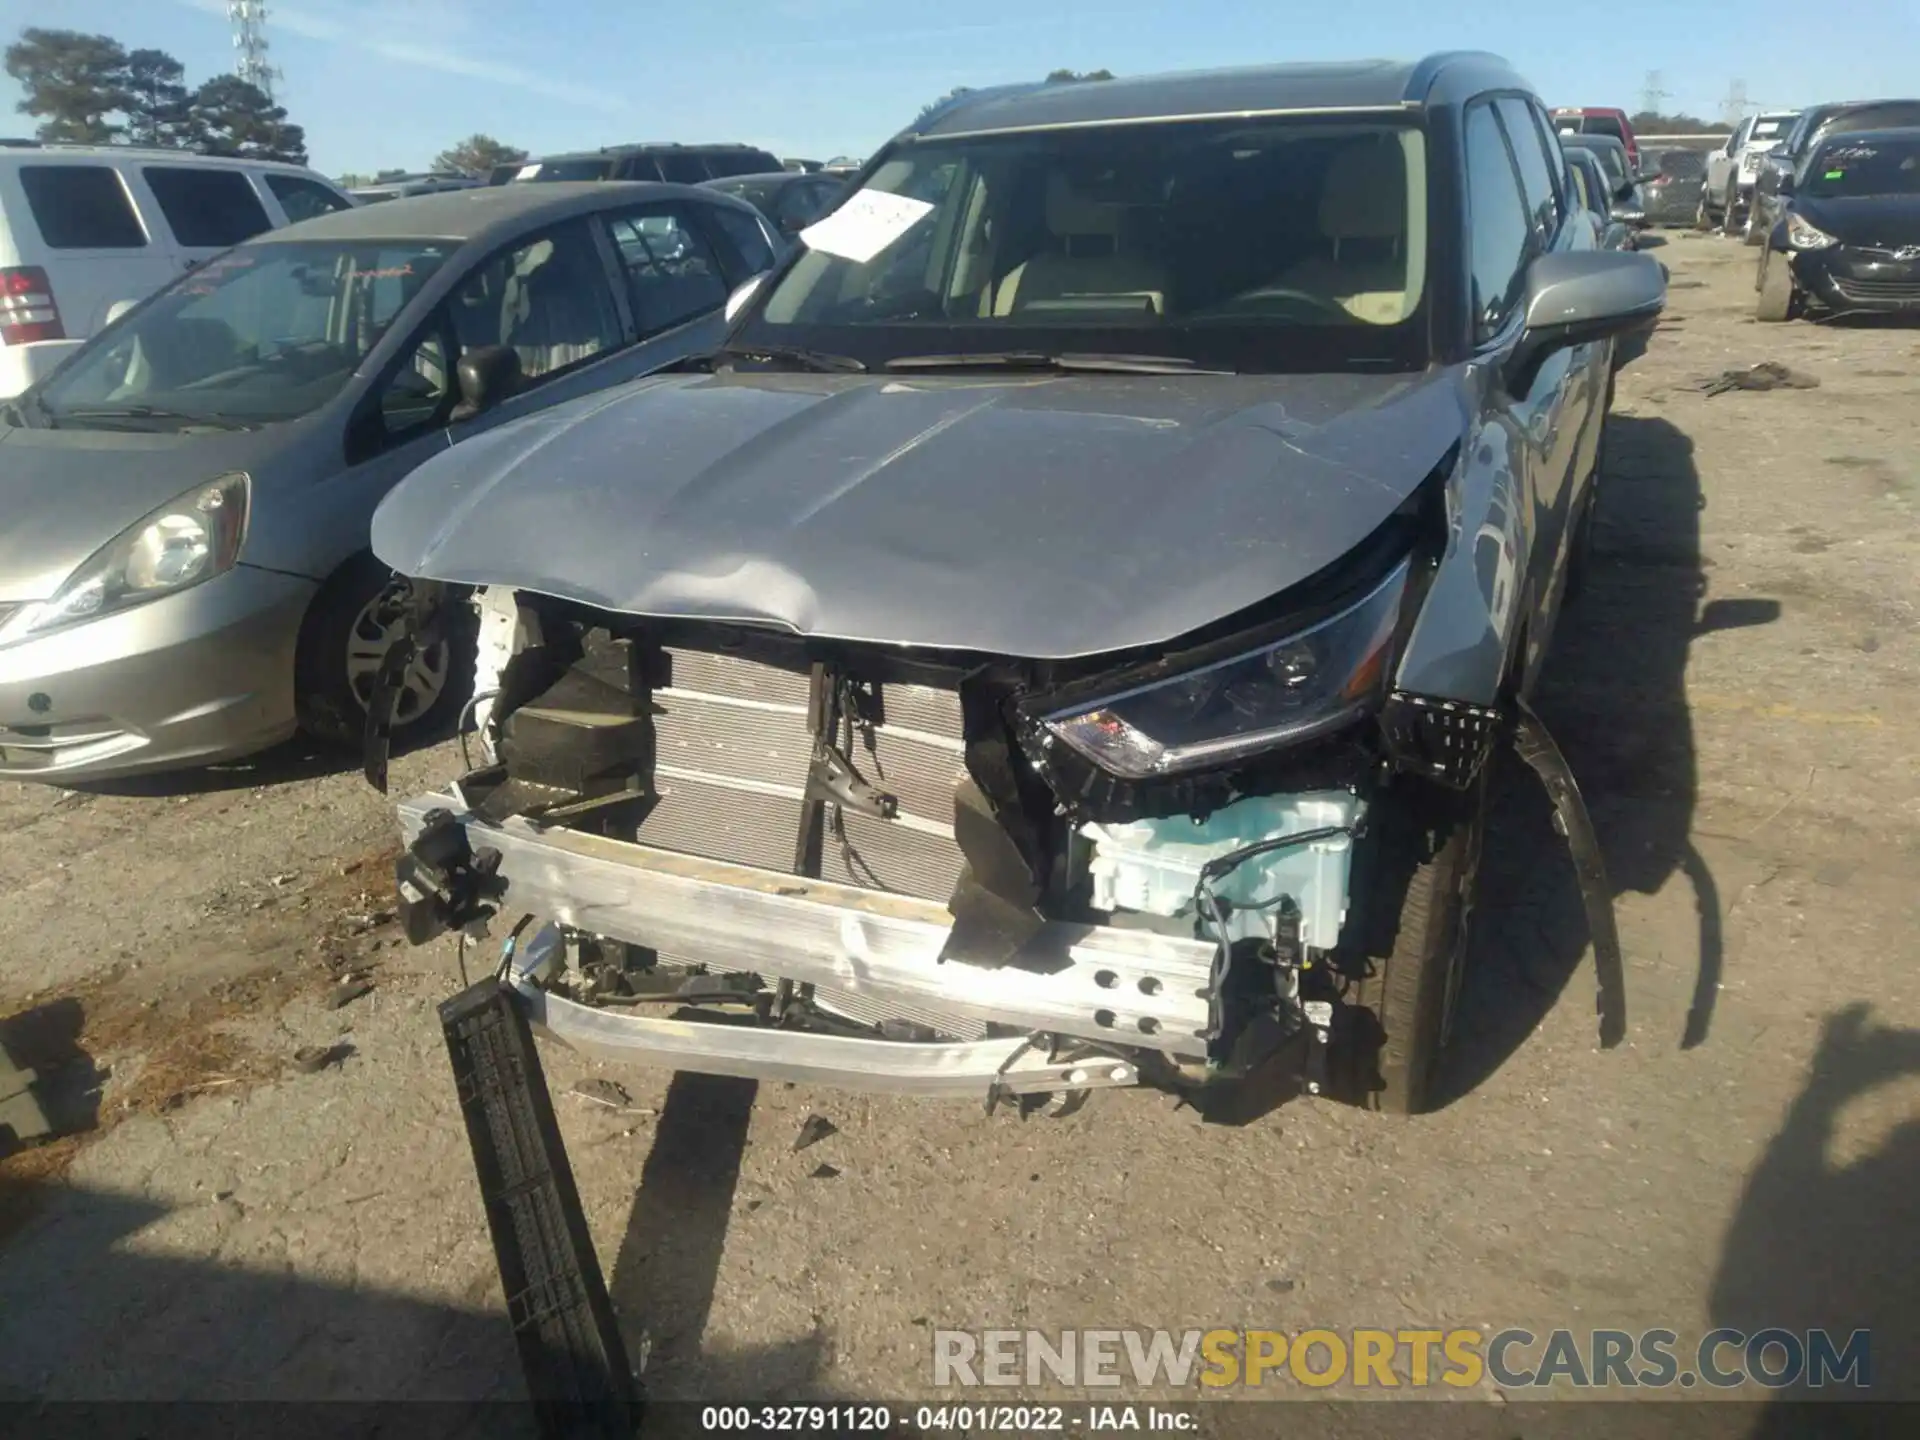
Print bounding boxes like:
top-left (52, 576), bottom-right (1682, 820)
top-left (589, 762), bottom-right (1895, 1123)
top-left (433, 133), bottom-right (527, 177)
top-left (124, 48), bottom-right (191, 148)
top-left (187, 75), bottom-right (308, 164)
top-left (914, 86), bottom-right (973, 126)
top-left (3, 27), bottom-right (130, 143)
top-left (1044, 68), bottom-right (1114, 83)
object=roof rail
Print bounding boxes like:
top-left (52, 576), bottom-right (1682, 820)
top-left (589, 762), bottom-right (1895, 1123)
top-left (1403, 50), bottom-right (1513, 102)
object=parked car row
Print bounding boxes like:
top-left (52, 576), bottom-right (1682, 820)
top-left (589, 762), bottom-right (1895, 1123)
top-left (0, 144), bottom-right (356, 398)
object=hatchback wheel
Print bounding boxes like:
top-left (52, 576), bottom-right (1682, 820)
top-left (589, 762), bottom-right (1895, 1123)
top-left (295, 553), bottom-right (472, 748)
top-left (1756, 249), bottom-right (1799, 322)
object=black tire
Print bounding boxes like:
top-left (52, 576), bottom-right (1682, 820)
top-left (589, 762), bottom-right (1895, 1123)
top-left (1721, 181), bottom-right (1740, 236)
top-left (1693, 187), bottom-right (1713, 231)
top-left (1742, 195), bottom-right (1766, 246)
top-left (1343, 765), bottom-right (1493, 1115)
top-left (1756, 248), bottom-right (1798, 323)
top-left (294, 554), bottom-right (472, 748)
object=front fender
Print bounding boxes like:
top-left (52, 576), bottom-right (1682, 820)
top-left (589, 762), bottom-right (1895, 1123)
top-left (1392, 416), bottom-right (1529, 706)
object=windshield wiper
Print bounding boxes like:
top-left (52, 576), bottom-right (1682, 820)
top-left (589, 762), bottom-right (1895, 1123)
top-left (43, 404), bottom-right (256, 432)
top-left (718, 343), bottom-right (867, 373)
top-left (883, 351), bottom-right (1232, 376)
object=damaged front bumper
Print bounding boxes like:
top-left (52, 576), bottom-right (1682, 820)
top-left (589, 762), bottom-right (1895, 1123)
top-left (397, 790), bottom-right (1221, 1100)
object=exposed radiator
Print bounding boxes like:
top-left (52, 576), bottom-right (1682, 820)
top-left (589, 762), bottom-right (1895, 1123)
top-left (637, 647), bottom-right (983, 1039)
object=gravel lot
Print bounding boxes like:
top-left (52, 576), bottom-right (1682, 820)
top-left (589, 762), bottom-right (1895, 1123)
top-left (2, 232), bottom-right (1917, 1423)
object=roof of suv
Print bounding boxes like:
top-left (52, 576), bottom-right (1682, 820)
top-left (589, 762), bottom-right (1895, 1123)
top-left (913, 54), bottom-right (1522, 138)
top-left (0, 142), bottom-right (323, 176)
top-left (251, 180), bottom-right (752, 247)
top-left (533, 141), bottom-right (778, 164)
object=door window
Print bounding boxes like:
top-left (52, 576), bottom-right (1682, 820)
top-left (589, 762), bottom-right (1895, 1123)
top-left (19, 165), bottom-right (147, 248)
top-left (454, 221), bottom-right (624, 381)
top-left (700, 201), bottom-right (777, 283)
top-left (1495, 98), bottom-right (1562, 242)
top-left (266, 173), bottom-right (352, 222)
top-left (143, 167), bottom-right (274, 248)
top-left (379, 325), bottom-right (455, 437)
top-left (603, 207), bottom-right (729, 335)
top-left (1464, 102), bottom-right (1533, 343)
top-left (657, 153), bottom-right (711, 184)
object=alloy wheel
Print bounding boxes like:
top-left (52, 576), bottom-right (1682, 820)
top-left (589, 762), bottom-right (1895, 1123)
top-left (343, 594), bottom-right (451, 726)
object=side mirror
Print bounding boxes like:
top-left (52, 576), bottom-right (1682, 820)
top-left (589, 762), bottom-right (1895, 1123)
top-left (1506, 250), bottom-right (1665, 396)
top-left (453, 344), bottom-right (521, 419)
top-left (1777, 172), bottom-right (1796, 196)
top-left (724, 273), bottom-right (769, 323)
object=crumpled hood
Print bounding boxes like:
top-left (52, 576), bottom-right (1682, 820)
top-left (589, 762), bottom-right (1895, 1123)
top-left (371, 367), bottom-right (1467, 659)
top-left (0, 424), bottom-right (275, 600)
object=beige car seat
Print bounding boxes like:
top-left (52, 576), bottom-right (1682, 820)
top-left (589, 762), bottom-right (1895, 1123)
top-left (987, 174), bottom-right (1168, 317)
top-left (1281, 139), bottom-right (1412, 324)
top-left (501, 239), bottom-right (609, 378)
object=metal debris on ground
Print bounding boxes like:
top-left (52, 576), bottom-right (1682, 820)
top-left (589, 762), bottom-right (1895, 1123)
top-left (1697, 361), bottom-right (1821, 397)
top-left (569, 1077), bottom-right (636, 1110)
top-left (792, 1113), bottom-right (838, 1152)
top-left (326, 980), bottom-right (375, 1010)
top-left (291, 1044), bottom-right (349, 1074)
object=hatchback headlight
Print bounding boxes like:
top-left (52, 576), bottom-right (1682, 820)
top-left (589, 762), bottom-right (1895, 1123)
top-left (1039, 560), bottom-right (1410, 779)
top-left (4, 473), bottom-right (250, 640)
top-left (1786, 212), bottom-right (1838, 251)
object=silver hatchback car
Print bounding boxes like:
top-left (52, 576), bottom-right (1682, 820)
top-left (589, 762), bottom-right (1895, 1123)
top-left (0, 181), bottom-right (777, 782)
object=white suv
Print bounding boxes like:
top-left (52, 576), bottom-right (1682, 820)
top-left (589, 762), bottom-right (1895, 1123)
top-left (0, 143), bottom-right (354, 397)
top-left (1700, 111), bottom-right (1799, 231)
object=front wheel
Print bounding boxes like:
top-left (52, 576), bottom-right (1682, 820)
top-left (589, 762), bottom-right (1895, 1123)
top-left (1756, 249), bottom-right (1798, 322)
top-left (1342, 765), bottom-right (1493, 1115)
top-left (294, 554), bottom-right (472, 748)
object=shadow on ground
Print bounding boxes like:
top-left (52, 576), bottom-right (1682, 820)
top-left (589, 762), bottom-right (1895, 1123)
top-left (1715, 1003), bottom-right (1920, 1434)
top-left (1435, 413), bottom-right (1779, 1105)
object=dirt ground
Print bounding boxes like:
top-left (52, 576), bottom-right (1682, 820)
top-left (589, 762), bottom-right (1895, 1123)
top-left (2, 232), bottom-right (1917, 1424)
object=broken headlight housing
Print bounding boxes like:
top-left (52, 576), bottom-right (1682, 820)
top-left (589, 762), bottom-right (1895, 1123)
top-left (1040, 559), bottom-right (1409, 779)
top-left (1785, 212), bottom-right (1838, 251)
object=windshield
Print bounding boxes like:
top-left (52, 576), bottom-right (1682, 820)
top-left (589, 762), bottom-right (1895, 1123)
top-left (1658, 150), bottom-right (1707, 179)
top-left (735, 117), bottom-right (1430, 373)
top-left (709, 176), bottom-right (786, 211)
top-left (1805, 137), bottom-right (1920, 198)
top-left (34, 239), bottom-right (453, 430)
top-left (1752, 115), bottom-right (1794, 143)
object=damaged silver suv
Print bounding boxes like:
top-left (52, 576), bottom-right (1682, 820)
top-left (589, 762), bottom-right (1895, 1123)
top-left (366, 54), bottom-right (1661, 1115)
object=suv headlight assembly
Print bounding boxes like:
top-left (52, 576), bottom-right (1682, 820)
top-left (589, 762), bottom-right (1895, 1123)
top-left (1038, 559), bottom-right (1410, 779)
top-left (1786, 212), bottom-right (1838, 251)
top-left (2, 473), bottom-right (250, 642)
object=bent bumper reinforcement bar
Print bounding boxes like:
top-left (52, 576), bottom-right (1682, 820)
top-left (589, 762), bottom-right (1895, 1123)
top-left (398, 790), bottom-right (1218, 1096)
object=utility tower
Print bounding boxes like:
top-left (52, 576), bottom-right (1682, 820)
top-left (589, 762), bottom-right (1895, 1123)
top-left (1640, 70), bottom-right (1672, 118)
top-left (1720, 79), bottom-right (1754, 128)
top-left (228, 1), bottom-right (281, 100)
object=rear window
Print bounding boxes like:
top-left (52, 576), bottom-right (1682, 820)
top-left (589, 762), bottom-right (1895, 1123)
top-left (266, 173), bottom-right (351, 222)
top-left (1660, 150), bottom-right (1707, 178)
top-left (143, 167), bottom-right (273, 247)
top-left (18, 165), bottom-right (147, 249)
top-left (657, 153), bottom-right (711, 184)
top-left (704, 150), bottom-right (782, 179)
top-left (522, 157), bottom-right (617, 182)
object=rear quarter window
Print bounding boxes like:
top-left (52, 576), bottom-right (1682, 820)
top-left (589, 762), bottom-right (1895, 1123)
top-left (143, 167), bottom-right (273, 247)
top-left (266, 173), bottom-right (352, 222)
top-left (17, 165), bottom-right (148, 249)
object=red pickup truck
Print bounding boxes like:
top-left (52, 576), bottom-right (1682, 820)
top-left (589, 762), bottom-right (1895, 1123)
top-left (1553, 107), bottom-right (1641, 170)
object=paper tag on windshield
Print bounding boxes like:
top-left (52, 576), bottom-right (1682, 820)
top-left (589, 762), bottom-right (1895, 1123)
top-left (515, 163), bottom-right (542, 180)
top-left (800, 190), bottom-right (934, 264)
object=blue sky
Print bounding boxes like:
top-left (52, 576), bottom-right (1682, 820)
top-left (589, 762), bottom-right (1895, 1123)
top-left (4, 0), bottom-right (1917, 176)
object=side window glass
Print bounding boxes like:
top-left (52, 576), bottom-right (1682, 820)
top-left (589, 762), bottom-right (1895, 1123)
top-left (604, 207), bottom-right (729, 334)
top-left (658, 154), bottom-right (709, 184)
top-left (1464, 102), bottom-right (1533, 344)
top-left (1496, 98), bottom-right (1561, 240)
top-left (702, 202), bottom-right (777, 282)
top-left (142, 167), bottom-right (273, 248)
top-left (19, 165), bottom-right (147, 248)
top-left (476, 222), bottom-right (624, 381)
top-left (380, 323), bottom-right (454, 437)
top-left (266, 173), bottom-right (351, 222)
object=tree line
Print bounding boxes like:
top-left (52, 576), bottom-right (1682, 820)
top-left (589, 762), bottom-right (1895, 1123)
top-left (4, 27), bottom-right (306, 164)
